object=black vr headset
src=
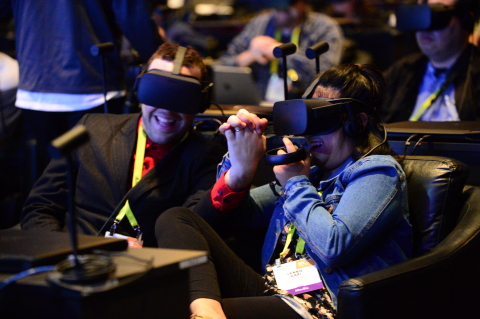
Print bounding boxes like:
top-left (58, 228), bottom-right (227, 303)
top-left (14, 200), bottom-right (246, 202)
top-left (395, 3), bottom-right (455, 31)
top-left (272, 76), bottom-right (374, 137)
top-left (273, 98), bottom-right (369, 136)
top-left (135, 46), bottom-right (213, 114)
top-left (265, 77), bottom-right (375, 166)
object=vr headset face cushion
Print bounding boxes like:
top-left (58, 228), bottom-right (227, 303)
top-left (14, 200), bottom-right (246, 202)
top-left (136, 70), bottom-right (207, 114)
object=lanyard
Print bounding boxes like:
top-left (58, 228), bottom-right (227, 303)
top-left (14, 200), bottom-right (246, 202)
top-left (109, 125), bottom-right (190, 239)
top-left (109, 124), bottom-right (147, 239)
top-left (409, 77), bottom-right (452, 121)
top-left (279, 190), bottom-right (323, 258)
top-left (280, 224), bottom-right (306, 258)
top-left (270, 27), bottom-right (301, 75)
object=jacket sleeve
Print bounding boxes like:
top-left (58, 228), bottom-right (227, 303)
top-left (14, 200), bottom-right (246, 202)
top-left (192, 152), bottom-right (278, 230)
top-left (181, 140), bottom-right (227, 210)
top-left (218, 15), bottom-right (269, 66)
top-left (282, 161), bottom-right (405, 268)
top-left (20, 157), bottom-right (71, 231)
top-left (20, 115), bottom-right (91, 231)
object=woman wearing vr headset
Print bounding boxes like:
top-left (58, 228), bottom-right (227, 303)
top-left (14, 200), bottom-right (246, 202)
top-left (155, 64), bottom-right (412, 319)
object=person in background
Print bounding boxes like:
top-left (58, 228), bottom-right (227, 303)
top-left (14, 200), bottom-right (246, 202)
top-left (219, 0), bottom-right (344, 102)
top-left (0, 0), bottom-right (163, 176)
top-left (151, 4), bottom-right (218, 58)
top-left (155, 63), bottom-right (411, 319)
top-left (0, 51), bottom-right (24, 228)
top-left (381, 0), bottom-right (480, 122)
top-left (21, 44), bottom-right (225, 248)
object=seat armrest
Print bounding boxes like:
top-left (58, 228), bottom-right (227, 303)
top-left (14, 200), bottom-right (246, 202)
top-left (337, 186), bottom-right (480, 319)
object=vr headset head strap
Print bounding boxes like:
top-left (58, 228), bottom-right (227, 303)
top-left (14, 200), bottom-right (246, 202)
top-left (172, 46), bottom-right (186, 75)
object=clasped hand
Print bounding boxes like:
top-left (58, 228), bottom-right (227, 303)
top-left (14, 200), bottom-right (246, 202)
top-left (219, 109), bottom-right (310, 190)
top-left (219, 109), bottom-right (268, 191)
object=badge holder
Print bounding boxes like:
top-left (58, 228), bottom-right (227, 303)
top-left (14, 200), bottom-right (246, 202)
top-left (271, 224), bottom-right (324, 295)
top-left (105, 220), bottom-right (144, 249)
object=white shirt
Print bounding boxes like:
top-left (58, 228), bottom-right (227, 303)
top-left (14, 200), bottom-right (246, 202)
top-left (15, 89), bottom-right (126, 112)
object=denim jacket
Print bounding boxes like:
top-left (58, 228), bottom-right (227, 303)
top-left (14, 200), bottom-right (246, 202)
top-left (216, 154), bottom-right (412, 307)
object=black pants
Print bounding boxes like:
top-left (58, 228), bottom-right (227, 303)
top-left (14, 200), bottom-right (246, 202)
top-left (155, 207), bottom-right (303, 319)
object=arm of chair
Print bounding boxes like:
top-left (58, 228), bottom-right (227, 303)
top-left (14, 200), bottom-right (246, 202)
top-left (336, 186), bottom-right (480, 319)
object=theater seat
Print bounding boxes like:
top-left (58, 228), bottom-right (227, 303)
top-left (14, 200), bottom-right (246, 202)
top-left (402, 156), bottom-right (469, 256)
top-left (336, 156), bottom-right (480, 319)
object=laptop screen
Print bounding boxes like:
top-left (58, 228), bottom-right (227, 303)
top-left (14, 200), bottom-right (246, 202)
top-left (211, 65), bottom-right (263, 106)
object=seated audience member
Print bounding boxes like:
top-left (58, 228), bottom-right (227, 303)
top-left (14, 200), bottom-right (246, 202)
top-left (219, 0), bottom-right (344, 101)
top-left (381, 0), bottom-right (480, 122)
top-left (21, 44), bottom-right (225, 247)
top-left (155, 64), bottom-right (412, 319)
top-left (152, 5), bottom-right (218, 58)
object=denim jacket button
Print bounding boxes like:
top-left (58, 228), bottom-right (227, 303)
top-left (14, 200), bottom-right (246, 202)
top-left (325, 267), bottom-right (332, 274)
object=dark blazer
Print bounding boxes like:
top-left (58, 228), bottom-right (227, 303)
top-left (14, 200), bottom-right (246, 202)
top-left (381, 44), bottom-right (480, 123)
top-left (21, 113), bottom-right (225, 247)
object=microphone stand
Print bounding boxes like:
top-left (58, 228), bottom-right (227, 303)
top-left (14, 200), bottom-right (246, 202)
top-left (49, 125), bottom-right (90, 269)
top-left (49, 125), bottom-right (116, 286)
top-left (91, 43), bottom-right (115, 113)
top-left (273, 43), bottom-right (297, 100)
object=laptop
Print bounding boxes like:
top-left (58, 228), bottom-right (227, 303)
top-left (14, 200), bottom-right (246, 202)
top-left (211, 65), bottom-right (263, 106)
top-left (0, 229), bottom-right (128, 272)
top-left (386, 121), bottom-right (480, 141)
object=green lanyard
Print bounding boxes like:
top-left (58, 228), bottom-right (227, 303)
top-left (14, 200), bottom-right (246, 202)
top-left (109, 125), bottom-right (190, 238)
top-left (280, 224), bottom-right (306, 257)
top-left (279, 191), bottom-right (323, 258)
top-left (409, 78), bottom-right (451, 121)
top-left (110, 124), bottom-right (147, 237)
top-left (270, 27), bottom-right (301, 75)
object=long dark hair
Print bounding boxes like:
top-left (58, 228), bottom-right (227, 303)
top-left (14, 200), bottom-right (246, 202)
top-left (313, 63), bottom-right (395, 160)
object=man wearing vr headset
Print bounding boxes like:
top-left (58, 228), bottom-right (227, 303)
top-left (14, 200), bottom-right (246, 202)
top-left (219, 0), bottom-right (344, 102)
top-left (21, 43), bottom-right (225, 247)
top-left (381, 0), bottom-right (480, 122)
top-left (155, 64), bottom-right (411, 319)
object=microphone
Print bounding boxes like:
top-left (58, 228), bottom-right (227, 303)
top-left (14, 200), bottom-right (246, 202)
top-left (49, 125), bottom-right (89, 159)
top-left (306, 41), bottom-right (329, 74)
top-left (90, 42), bottom-right (114, 56)
top-left (273, 43), bottom-right (297, 58)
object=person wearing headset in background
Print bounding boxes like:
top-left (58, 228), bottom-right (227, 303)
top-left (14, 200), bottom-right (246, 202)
top-left (21, 43), bottom-right (225, 248)
top-left (219, 0), bottom-right (344, 102)
top-left (155, 64), bottom-right (412, 319)
top-left (381, 0), bottom-right (480, 122)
